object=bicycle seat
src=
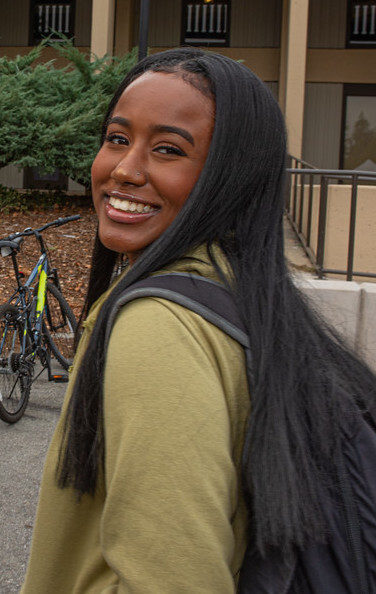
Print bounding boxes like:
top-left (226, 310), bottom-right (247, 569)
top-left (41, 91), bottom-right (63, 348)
top-left (0, 237), bottom-right (23, 257)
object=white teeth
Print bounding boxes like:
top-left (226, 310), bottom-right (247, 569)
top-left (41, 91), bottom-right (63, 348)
top-left (109, 197), bottom-right (155, 214)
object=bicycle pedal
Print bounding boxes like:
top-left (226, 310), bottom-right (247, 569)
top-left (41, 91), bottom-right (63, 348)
top-left (52, 374), bottom-right (68, 383)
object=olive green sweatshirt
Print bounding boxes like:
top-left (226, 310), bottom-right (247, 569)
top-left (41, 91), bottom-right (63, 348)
top-left (21, 247), bottom-right (250, 593)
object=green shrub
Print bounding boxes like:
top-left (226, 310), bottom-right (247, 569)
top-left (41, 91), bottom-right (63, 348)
top-left (0, 38), bottom-right (137, 187)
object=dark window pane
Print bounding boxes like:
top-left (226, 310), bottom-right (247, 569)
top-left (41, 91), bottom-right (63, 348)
top-left (344, 95), bottom-right (376, 171)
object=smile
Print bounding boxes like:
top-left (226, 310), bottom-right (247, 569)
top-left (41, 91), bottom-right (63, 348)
top-left (109, 197), bottom-right (158, 214)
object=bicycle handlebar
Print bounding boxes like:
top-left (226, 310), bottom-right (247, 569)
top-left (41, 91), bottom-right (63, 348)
top-left (3, 214), bottom-right (81, 241)
top-left (37, 215), bottom-right (81, 233)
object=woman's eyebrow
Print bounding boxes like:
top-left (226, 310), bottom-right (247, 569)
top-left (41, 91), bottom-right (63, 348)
top-left (154, 125), bottom-right (195, 146)
top-left (108, 116), bottom-right (130, 127)
top-left (107, 118), bottom-right (194, 146)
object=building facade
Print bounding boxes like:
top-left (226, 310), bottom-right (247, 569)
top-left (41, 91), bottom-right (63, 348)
top-left (0, 0), bottom-right (375, 189)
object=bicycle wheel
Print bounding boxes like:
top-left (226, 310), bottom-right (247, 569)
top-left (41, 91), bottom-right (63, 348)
top-left (0, 305), bottom-right (32, 423)
top-left (43, 282), bottom-right (77, 370)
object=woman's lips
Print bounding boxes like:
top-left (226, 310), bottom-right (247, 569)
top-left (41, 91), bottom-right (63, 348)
top-left (105, 195), bottom-right (159, 223)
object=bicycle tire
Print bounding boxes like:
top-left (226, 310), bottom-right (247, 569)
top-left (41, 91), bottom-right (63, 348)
top-left (42, 282), bottom-right (77, 370)
top-left (0, 305), bottom-right (32, 423)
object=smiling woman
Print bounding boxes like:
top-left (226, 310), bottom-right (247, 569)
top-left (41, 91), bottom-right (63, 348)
top-left (91, 71), bottom-right (214, 262)
top-left (21, 48), bottom-right (376, 594)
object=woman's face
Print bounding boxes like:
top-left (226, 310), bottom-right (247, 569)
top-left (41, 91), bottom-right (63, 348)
top-left (91, 71), bottom-right (215, 263)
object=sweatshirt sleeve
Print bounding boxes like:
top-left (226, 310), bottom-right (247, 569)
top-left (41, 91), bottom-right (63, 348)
top-left (101, 297), bottom-right (238, 593)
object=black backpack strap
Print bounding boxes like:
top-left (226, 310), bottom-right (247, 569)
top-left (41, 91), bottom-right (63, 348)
top-left (105, 272), bottom-right (253, 381)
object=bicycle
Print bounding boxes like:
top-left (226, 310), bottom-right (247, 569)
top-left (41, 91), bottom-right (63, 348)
top-left (0, 215), bottom-right (80, 423)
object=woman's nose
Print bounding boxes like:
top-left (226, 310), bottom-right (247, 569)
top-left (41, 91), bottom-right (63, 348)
top-left (111, 153), bottom-right (146, 185)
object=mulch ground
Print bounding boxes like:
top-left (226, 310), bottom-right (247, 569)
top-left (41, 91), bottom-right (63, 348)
top-left (0, 203), bottom-right (98, 321)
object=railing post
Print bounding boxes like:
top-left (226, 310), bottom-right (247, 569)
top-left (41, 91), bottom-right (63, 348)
top-left (346, 174), bottom-right (358, 281)
top-left (306, 174), bottom-right (314, 249)
top-left (298, 173), bottom-right (305, 233)
top-left (292, 169), bottom-right (298, 223)
top-left (316, 176), bottom-right (328, 279)
top-left (284, 154), bottom-right (292, 213)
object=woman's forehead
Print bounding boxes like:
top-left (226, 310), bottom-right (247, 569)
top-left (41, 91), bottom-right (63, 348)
top-left (112, 71), bottom-right (215, 124)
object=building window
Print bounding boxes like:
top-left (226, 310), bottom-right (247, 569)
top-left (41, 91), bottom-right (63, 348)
top-left (347, 1), bottom-right (376, 47)
top-left (29, 2), bottom-right (75, 45)
top-left (341, 85), bottom-right (376, 171)
top-left (181, 1), bottom-right (231, 47)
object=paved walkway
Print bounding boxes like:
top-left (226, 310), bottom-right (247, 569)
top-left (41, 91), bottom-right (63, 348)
top-left (0, 367), bottom-right (66, 593)
top-left (284, 216), bottom-right (315, 275)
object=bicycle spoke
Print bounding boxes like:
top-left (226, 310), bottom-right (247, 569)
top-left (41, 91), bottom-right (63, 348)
top-left (0, 306), bottom-right (32, 423)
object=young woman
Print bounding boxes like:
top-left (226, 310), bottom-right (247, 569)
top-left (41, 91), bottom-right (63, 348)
top-left (22, 49), bottom-right (376, 593)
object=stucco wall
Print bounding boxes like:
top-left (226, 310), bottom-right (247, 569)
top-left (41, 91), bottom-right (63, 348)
top-left (296, 276), bottom-right (376, 371)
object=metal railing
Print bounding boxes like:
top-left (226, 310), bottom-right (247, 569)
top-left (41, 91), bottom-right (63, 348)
top-left (31, 2), bottom-right (75, 43)
top-left (182, 2), bottom-right (230, 45)
top-left (285, 156), bottom-right (376, 280)
top-left (348, 1), bottom-right (376, 46)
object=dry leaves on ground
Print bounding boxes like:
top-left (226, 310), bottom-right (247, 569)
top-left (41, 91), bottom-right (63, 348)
top-left (0, 203), bottom-right (97, 320)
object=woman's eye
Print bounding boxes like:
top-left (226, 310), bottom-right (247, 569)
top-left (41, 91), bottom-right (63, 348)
top-left (155, 145), bottom-right (186, 156)
top-left (105, 134), bottom-right (129, 145)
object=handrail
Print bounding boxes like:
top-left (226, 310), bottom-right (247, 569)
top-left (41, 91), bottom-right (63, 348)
top-left (285, 162), bottom-right (376, 281)
top-left (286, 168), bottom-right (376, 179)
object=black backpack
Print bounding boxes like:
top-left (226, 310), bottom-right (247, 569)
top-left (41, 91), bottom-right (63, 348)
top-left (106, 272), bottom-right (376, 594)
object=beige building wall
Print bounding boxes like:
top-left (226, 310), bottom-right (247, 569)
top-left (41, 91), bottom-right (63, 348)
top-left (279, 0), bottom-right (309, 158)
top-left (0, 165), bottom-right (24, 189)
top-left (91, 0), bottom-right (115, 58)
top-left (306, 49), bottom-right (376, 84)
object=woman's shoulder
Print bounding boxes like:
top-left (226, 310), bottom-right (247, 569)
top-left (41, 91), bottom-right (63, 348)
top-left (156, 243), bottom-right (232, 284)
top-left (110, 243), bottom-right (236, 350)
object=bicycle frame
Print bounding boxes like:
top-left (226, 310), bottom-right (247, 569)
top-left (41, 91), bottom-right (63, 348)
top-left (11, 252), bottom-right (48, 326)
top-left (4, 254), bottom-right (49, 382)
top-left (2, 216), bottom-right (80, 382)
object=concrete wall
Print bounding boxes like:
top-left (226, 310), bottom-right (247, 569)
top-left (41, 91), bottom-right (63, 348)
top-left (295, 276), bottom-right (376, 371)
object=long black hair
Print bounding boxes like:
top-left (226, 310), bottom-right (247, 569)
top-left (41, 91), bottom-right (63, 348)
top-left (57, 48), bottom-right (376, 557)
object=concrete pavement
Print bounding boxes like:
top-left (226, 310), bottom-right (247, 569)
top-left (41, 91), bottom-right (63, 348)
top-left (0, 367), bottom-right (66, 593)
